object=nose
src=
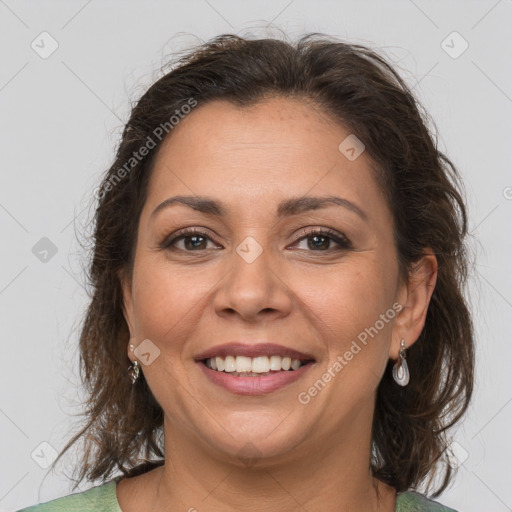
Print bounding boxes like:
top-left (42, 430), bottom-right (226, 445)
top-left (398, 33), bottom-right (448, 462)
top-left (212, 236), bottom-right (293, 323)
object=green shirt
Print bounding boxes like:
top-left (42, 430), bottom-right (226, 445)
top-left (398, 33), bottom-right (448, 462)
top-left (15, 475), bottom-right (458, 511)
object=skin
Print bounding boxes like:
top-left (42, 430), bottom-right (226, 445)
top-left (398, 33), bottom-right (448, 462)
top-left (117, 96), bottom-right (438, 512)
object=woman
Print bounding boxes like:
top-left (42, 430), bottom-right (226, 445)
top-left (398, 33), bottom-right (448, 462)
top-left (17, 32), bottom-right (474, 511)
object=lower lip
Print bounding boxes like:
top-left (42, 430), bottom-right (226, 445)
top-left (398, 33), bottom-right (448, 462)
top-left (197, 361), bottom-right (314, 395)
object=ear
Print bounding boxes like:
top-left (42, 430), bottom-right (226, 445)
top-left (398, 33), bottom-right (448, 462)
top-left (118, 267), bottom-right (136, 362)
top-left (390, 249), bottom-right (438, 359)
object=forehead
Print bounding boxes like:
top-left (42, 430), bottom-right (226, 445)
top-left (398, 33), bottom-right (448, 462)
top-left (143, 97), bottom-right (391, 226)
top-left (152, 96), bottom-right (345, 167)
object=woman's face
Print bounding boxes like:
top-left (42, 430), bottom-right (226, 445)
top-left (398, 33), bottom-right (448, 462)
top-left (120, 96), bottom-right (422, 465)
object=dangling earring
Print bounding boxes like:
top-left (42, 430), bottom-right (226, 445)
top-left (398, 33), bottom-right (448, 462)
top-left (128, 360), bottom-right (140, 384)
top-left (392, 339), bottom-right (410, 386)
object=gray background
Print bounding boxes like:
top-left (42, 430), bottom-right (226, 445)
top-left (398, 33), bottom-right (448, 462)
top-left (1, 1), bottom-right (511, 511)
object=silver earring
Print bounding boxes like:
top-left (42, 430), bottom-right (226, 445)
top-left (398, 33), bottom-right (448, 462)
top-left (128, 360), bottom-right (140, 384)
top-left (392, 339), bottom-right (410, 386)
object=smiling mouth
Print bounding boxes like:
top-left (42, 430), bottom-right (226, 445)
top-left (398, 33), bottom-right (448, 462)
top-left (201, 355), bottom-right (314, 377)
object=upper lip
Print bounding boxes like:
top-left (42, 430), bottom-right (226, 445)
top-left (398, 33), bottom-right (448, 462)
top-left (195, 342), bottom-right (316, 362)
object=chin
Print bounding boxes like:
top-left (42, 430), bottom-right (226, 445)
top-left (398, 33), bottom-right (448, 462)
top-left (191, 410), bottom-right (309, 467)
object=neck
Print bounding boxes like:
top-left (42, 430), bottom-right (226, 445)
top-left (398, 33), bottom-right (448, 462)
top-left (149, 409), bottom-right (396, 512)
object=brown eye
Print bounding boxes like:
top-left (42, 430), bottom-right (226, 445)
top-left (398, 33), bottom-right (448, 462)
top-left (291, 229), bottom-right (352, 252)
top-left (161, 227), bottom-right (352, 253)
top-left (162, 229), bottom-right (220, 252)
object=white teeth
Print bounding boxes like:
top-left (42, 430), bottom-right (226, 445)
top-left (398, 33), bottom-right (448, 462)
top-left (205, 355), bottom-right (305, 374)
top-left (291, 359), bottom-right (301, 370)
top-left (252, 356), bottom-right (270, 373)
top-left (269, 355), bottom-right (282, 371)
top-left (224, 355), bottom-right (236, 372)
top-left (235, 356), bottom-right (252, 372)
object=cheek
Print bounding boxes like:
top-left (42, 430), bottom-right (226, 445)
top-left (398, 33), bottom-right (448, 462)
top-left (130, 253), bottom-right (213, 343)
top-left (298, 261), bottom-right (393, 335)
top-left (296, 257), bottom-right (395, 389)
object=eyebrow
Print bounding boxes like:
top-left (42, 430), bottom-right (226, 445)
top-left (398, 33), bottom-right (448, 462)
top-left (150, 195), bottom-right (369, 222)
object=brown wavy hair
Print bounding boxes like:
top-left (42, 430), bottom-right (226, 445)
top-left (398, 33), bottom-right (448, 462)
top-left (51, 32), bottom-right (475, 498)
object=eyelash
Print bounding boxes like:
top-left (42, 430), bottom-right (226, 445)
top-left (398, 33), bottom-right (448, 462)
top-left (161, 227), bottom-right (352, 253)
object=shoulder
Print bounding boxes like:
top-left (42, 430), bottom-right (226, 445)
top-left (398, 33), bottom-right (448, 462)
top-left (395, 490), bottom-right (459, 511)
top-left (13, 476), bottom-right (123, 512)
